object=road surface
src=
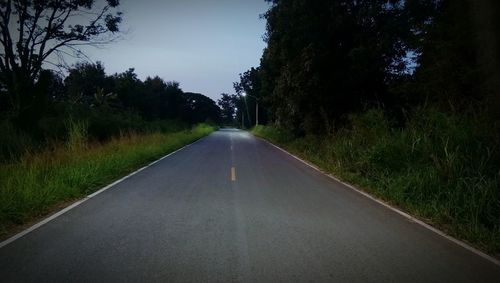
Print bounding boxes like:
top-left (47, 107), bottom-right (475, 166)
top-left (0, 129), bottom-right (499, 282)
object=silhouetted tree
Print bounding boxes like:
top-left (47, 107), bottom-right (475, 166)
top-left (234, 67), bottom-right (268, 126)
top-left (161, 80), bottom-right (185, 120)
top-left (414, 0), bottom-right (500, 118)
top-left (217, 93), bottom-right (238, 125)
top-left (260, 0), bottom-right (437, 134)
top-left (0, 0), bottom-right (122, 124)
top-left (64, 61), bottom-right (113, 106)
top-left (112, 68), bottom-right (143, 110)
top-left (183, 92), bottom-right (221, 124)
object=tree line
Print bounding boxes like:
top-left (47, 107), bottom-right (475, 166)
top-left (229, 0), bottom-right (500, 251)
top-left (0, 1), bottom-right (221, 159)
top-left (1, 61), bottom-right (221, 140)
top-left (221, 0), bottom-right (500, 135)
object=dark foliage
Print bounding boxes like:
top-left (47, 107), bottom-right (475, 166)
top-left (247, 0), bottom-right (500, 252)
top-left (257, 0), bottom-right (433, 133)
top-left (0, 0), bottom-right (122, 127)
top-left (183, 92), bottom-right (221, 125)
top-left (217, 93), bottom-right (237, 126)
top-left (0, 61), bottom-right (221, 159)
top-left (242, 0), bottom-right (499, 136)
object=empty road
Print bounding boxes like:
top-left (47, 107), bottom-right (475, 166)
top-left (1, 129), bottom-right (499, 282)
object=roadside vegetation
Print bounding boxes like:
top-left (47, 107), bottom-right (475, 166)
top-left (216, 1), bottom-right (500, 257)
top-left (0, 123), bottom-right (214, 239)
top-left (253, 107), bottom-right (500, 255)
top-left (0, 58), bottom-right (221, 241)
top-left (2, 0), bottom-right (499, 258)
top-left (0, 1), bottom-right (221, 239)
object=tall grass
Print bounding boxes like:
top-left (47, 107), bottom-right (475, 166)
top-left (0, 124), bottom-right (214, 238)
top-left (253, 108), bottom-right (500, 255)
top-left (66, 119), bottom-right (88, 151)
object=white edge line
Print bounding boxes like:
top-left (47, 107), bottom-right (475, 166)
top-left (0, 135), bottom-right (209, 249)
top-left (256, 136), bottom-right (500, 267)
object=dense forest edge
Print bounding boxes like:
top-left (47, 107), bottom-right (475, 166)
top-left (219, 0), bottom-right (499, 256)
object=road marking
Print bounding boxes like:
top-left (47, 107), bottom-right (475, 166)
top-left (231, 167), bottom-right (236, 181)
top-left (255, 135), bottom-right (500, 267)
top-left (0, 135), bottom-right (211, 249)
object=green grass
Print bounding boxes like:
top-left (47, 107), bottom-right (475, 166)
top-left (253, 108), bottom-right (500, 256)
top-left (0, 123), bottom-right (215, 238)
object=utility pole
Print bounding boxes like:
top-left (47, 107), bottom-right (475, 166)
top-left (242, 92), bottom-right (259, 127)
top-left (255, 102), bottom-right (259, 126)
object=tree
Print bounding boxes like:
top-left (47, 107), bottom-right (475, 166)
top-left (217, 93), bottom-right (237, 125)
top-left (140, 76), bottom-right (167, 120)
top-left (161, 80), bottom-right (185, 120)
top-left (259, 0), bottom-right (438, 134)
top-left (112, 68), bottom-right (142, 110)
top-left (0, 0), bottom-right (122, 122)
top-left (138, 77), bottom-right (187, 121)
top-left (64, 61), bottom-right (112, 106)
top-left (414, 0), bottom-right (500, 117)
top-left (183, 92), bottom-right (221, 124)
top-left (233, 67), bottom-right (267, 126)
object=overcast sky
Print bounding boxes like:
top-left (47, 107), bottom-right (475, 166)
top-left (81, 0), bottom-right (270, 101)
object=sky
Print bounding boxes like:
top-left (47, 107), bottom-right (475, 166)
top-left (82, 0), bottom-right (270, 101)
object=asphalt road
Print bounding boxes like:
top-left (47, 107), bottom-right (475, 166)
top-left (1, 129), bottom-right (499, 282)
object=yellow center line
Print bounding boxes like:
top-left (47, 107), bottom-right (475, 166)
top-left (231, 167), bottom-right (236, 181)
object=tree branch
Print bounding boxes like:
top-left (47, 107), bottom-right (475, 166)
top-left (23, 5), bottom-right (44, 72)
top-left (36, 0), bottom-right (63, 71)
top-left (15, 0), bottom-right (29, 69)
top-left (36, 4), bottom-right (112, 73)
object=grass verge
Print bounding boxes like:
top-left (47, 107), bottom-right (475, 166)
top-left (252, 108), bottom-right (500, 257)
top-left (0, 123), bottom-right (215, 239)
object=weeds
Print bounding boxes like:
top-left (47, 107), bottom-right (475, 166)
top-left (253, 108), bottom-right (500, 255)
top-left (66, 119), bottom-right (88, 151)
top-left (0, 124), bottom-right (214, 238)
